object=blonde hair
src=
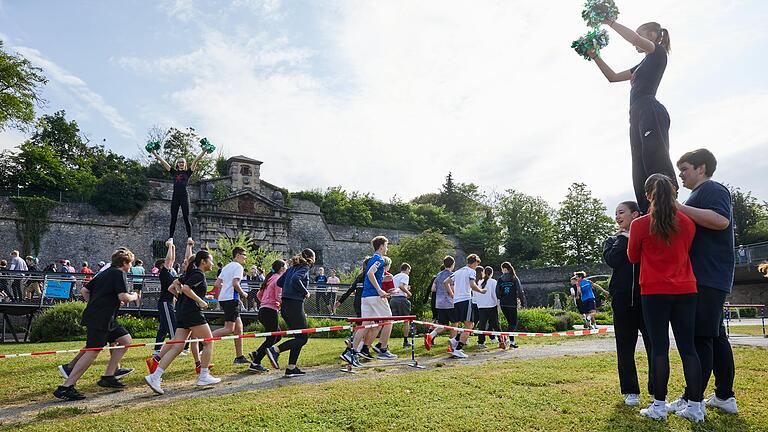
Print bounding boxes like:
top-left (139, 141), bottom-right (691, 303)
top-left (759, 262), bottom-right (768, 278)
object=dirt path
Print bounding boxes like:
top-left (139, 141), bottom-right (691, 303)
top-left (0, 338), bottom-right (619, 427)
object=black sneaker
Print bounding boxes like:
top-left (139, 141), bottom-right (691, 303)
top-left (57, 364), bottom-right (72, 379)
top-left (285, 367), bottom-right (306, 378)
top-left (97, 375), bottom-right (126, 389)
top-left (53, 385), bottom-right (86, 401)
top-left (248, 363), bottom-right (269, 373)
top-left (340, 349), bottom-right (354, 365)
top-left (372, 343), bottom-right (382, 354)
top-left (114, 368), bottom-right (134, 380)
top-left (266, 347), bottom-right (280, 369)
top-left (233, 356), bottom-right (251, 365)
top-left (359, 347), bottom-right (373, 360)
top-left (403, 341), bottom-right (413, 348)
top-left (249, 351), bottom-right (258, 364)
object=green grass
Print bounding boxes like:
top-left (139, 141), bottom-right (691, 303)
top-left (0, 333), bottom-right (608, 406)
top-left (3, 346), bottom-right (766, 431)
top-left (728, 325), bottom-right (768, 337)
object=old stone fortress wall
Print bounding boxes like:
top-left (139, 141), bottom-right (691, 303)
top-left (0, 155), bottom-right (463, 272)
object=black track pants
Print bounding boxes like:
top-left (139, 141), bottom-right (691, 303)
top-left (169, 190), bottom-right (192, 239)
top-left (612, 298), bottom-right (654, 395)
top-left (277, 298), bottom-right (308, 365)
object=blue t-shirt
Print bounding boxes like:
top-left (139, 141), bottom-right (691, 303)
top-left (361, 254), bottom-right (385, 298)
top-left (315, 274), bottom-right (328, 288)
top-left (685, 180), bottom-right (735, 292)
top-left (579, 280), bottom-right (595, 301)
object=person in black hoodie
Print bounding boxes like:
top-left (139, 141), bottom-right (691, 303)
top-left (265, 248), bottom-right (315, 378)
top-left (496, 261), bottom-right (525, 349)
top-left (603, 200), bottom-right (654, 407)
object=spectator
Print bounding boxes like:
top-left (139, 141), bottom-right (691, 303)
top-left (65, 260), bottom-right (76, 273)
top-left (737, 245), bottom-right (747, 265)
top-left (246, 265), bottom-right (264, 311)
top-left (314, 267), bottom-right (328, 315)
top-left (326, 269), bottom-right (341, 314)
top-left (0, 259), bottom-right (9, 301)
top-left (216, 262), bottom-right (224, 277)
top-left (8, 250), bottom-right (28, 301)
top-left (43, 262), bottom-right (57, 272)
top-left (128, 259), bottom-right (146, 306)
top-left (80, 262), bottom-right (94, 282)
top-left (97, 261), bottom-right (107, 272)
top-left (24, 256), bottom-right (42, 300)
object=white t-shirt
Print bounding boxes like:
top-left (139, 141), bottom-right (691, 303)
top-left (390, 272), bottom-right (410, 297)
top-left (451, 266), bottom-right (476, 303)
top-left (472, 278), bottom-right (498, 308)
top-left (218, 262), bottom-right (244, 301)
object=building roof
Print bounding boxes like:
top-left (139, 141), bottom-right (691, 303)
top-left (228, 155), bottom-right (263, 165)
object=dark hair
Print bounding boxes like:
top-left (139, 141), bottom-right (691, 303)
top-left (187, 250), bottom-right (211, 274)
top-left (135, 259), bottom-right (143, 266)
top-left (676, 148), bottom-right (717, 177)
top-left (290, 248), bottom-right (315, 267)
top-left (481, 266), bottom-right (493, 288)
top-left (371, 236), bottom-right (388, 251)
top-left (639, 22), bottom-right (671, 53)
top-left (501, 262), bottom-right (517, 278)
top-left (112, 249), bottom-right (135, 267)
top-left (467, 254), bottom-right (481, 265)
top-left (645, 173), bottom-right (679, 244)
top-left (261, 259), bottom-right (286, 290)
top-left (232, 247), bottom-right (245, 259)
top-left (443, 256), bottom-right (455, 268)
top-left (154, 259), bottom-right (165, 269)
top-left (619, 201), bottom-right (641, 214)
top-left (400, 263), bottom-right (411, 272)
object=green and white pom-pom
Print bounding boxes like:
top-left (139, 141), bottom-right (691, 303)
top-left (200, 137), bottom-right (216, 154)
top-left (581, 0), bottom-right (619, 28)
top-left (145, 140), bottom-right (161, 153)
top-left (571, 28), bottom-right (610, 61)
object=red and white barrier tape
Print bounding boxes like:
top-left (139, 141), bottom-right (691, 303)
top-left (0, 320), bottom-right (405, 360)
top-left (414, 320), bottom-right (611, 338)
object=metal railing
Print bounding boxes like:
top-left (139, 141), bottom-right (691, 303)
top-left (735, 241), bottom-right (768, 266)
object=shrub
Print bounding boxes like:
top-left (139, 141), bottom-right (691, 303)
top-left (246, 316), bottom-right (351, 339)
top-left (516, 308), bottom-right (558, 333)
top-left (30, 302), bottom-right (87, 342)
top-left (594, 312), bottom-right (613, 325)
top-left (116, 315), bottom-right (158, 338)
top-left (736, 308), bottom-right (758, 318)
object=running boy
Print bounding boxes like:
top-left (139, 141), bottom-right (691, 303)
top-left (424, 256), bottom-right (456, 351)
top-left (445, 254), bottom-right (486, 359)
top-left (211, 247), bottom-right (250, 365)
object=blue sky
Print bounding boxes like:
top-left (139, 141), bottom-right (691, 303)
top-left (1, 0), bottom-right (767, 209)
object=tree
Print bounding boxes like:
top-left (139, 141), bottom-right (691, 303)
top-left (497, 189), bottom-right (555, 267)
top-left (146, 126), bottom-right (217, 181)
top-left (548, 183), bottom-right (615, 265)
top-left (0, 40), bottom-right (48, 132)
top-left (730, 187), bottom-right (768, 244)
top-left (387, 230), bottom-right (454, 317)
top-left (205, 233), bottom-right (282, 279)
top-left (458, 209), bottom-right (503, 267)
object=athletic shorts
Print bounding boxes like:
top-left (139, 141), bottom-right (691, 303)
top-left (580, 298), bottom-right (596, 313)
top-left (694, 285), bottom-right (727, 338)
top-left (219, 299), bottom-right (240, 322)
top-left (86, 324), bottom-right (129, 348)
top-left (177, 310), bottom-right (208, 329)
top-left (435, 308), bottom-right (455, 325)
top-left (361, 296), bottom-right (392, 320)
top-left (453, 300), bottom-right (475, 323)
top-left (389, 296), bottom-right (411, 316)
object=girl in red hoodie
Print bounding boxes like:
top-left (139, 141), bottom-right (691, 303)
top-left (628, 174), bottom-right (703, 422)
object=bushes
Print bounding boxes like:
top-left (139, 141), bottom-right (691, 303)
top-left (30, 302), bottom-right (87, 342)
top-left (116, 316), bottom-right (158, 338)
top-left (246, 316), bottom-right (351, 339)
top-left (501, 308), bottom-right (585, 333)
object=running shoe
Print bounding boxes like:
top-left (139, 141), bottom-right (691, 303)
top-left (705, 394), bottom-right (738, 414)
top-left (249, 351), bottom-right (259, 364)
top-left (57, 364), bottom-right (72, 379)
top-left (450, 349), bottom-right (468, 359)
top-left (510, 341), bottom-right (519, 349)
top-left (233, 355), bottom-right (251, 365)
top-left (674, 403), bottom-right (705, 423)
top-left (144, 375), bottom-right (164, 395)
top-left (477, 343), bottom-right (486, 350)
top-left (448, 337), bottom-right (458, 353)
top-left (146, 356), bottom-right (159, 374)
top-left (195, 362), bottom-right (215, 375)
top-left (115, 368), bottom-right (134, 380)
top-left (285, 367), bottom-right (306, 378)
top-left (266, 347), bottom-right (280, 369)
top-left (97, 375), bottom-right (126, 389)
top-left (53, 385), bottom-right (86, 401)
top-left (340, 349), bottom-right (355, 365)
top-left (403, 341), bottom-right (413, 348)
top-left (196, 374), bottom-right (222, 386)
top-left (377, 351), bottom-right (398, 360)
top-left (351, 353), bottom-right (362, 368)
top-left (359, 347), bottom-right (374, 360)
top-left (248, 363), bottom-right (269, 373)
top-left (665, 397), bottom-right (687, 413)
top-left (640, 403), bottom-right (668, 420)
top-left (180, 349), bottom-right (189, 356)
top-left (424, 333), bottom-right (433, 351)
top-left (624, 394), bottom-right (640, 407)
top-left (372, 343), bottom-right (382, 354)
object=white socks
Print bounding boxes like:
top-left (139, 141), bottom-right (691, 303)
top-left (200, 368), bottom-right (209, 377)
top-left (153, 367), bottom-right (165, 379)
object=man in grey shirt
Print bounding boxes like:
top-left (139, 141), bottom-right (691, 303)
top-left (8, 250), bottom-right (28, 301)
top-left (423, 256), bottom-right (456, 351)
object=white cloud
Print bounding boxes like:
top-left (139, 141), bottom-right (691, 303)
top-left (0, 129), bottom-right (26, 152)
top-left (11, 46), bottom-right (137, 140)
top-left (118, 0), bottom-right (768, 207)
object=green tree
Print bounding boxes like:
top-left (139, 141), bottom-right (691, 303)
top-left (146, 126), bottom-right (216, 181)
top-left (497, 190), bottom-right (555, 267)
top-left (206, 232), bottom-right (282, 279)
top-left (730, 187), bottom-right (768, 244)
top-left (0, 40), bottom-right (48, 132)
top-left (387, 230), bottom-right (454, 317)
top-left (548, 183), bottom-right (615, 265)
top-left (458, 209), bottom-right (503, 267)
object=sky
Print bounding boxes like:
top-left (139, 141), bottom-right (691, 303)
top-left (1, 0), bottom-right (767, 210)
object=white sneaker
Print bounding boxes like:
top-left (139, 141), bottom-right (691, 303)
top-left (449, 338), bottom-right (458, 351)
top-left (180, 349), bottom-right (189, 356)
top-left (624, 394), bottom-right (640, 407)
top-left (675, 402), bottom-right (705, 423)
top-left (665, 397), bottom-right (687, 413)
top-left (640, 402), bottom-right (668, 420)
top-left (450, 349), bottom-right (468, 359)
top-left (144, 375), bottom-right (164, 395)
top-left (705, 394), bottom-right (738, 414)
top-left (196, 374), bottom-right (222, 386)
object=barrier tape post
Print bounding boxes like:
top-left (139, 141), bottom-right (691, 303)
top-left (408, 320), bottom-right (424, 369)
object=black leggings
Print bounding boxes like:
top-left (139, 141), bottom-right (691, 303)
top-left (500, 306), bottom-right (518, 343)
top-left (277, 298), bottom-right (308, 365)
top-left (642, 294), bottom-right (702, 401)
top-left (254, 307), bottom-right (282, 364)
top-left (612, 298), bottom-right (654, 395)
top-left (169, 191), bottom-right (192, 239)
top-left (683, 323), bottom-right (736, 401)
top-left (629, 97), bottom-right (678, 214)
top-left (477, 307), bottom-right (501, 344)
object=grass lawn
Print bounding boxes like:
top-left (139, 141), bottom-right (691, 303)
top-left (0, 333), bottom-right (608, 407)
top-left (728, 325), bottom-right (768, 337)
top-left (2, 346), bottom-right (765, 432)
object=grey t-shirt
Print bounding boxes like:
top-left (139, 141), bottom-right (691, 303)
top-left (434, 269), bottom-right (454, 310)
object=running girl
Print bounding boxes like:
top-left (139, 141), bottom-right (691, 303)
top-left (249, 259), bottom-right (286, 372)
top-left (474, 266), bottom-right (502, 349)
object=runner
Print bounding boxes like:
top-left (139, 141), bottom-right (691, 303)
top-left (337, 257), bottom-right (369, 364)
top-left (474, 266), bottom-right (502, 349)
top-left (497, 262), bottom-right (525, 349)
top-left (248, 259), bottom-right (286, 372)
top-left (389, 263), bottom-right (412, 348)
top-left (211, 247), bottom-right (250, 365)
top-left (424, 257), bottom-right (455, 351)
top-left (445, 254), bottom-right (486, 359)
top-left (574, 271), bottom-right (607, 329)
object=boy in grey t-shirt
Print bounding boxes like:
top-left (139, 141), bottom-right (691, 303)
top-left (423, 256), bottom-right (456, 351)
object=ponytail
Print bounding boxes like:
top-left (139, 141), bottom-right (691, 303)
top-left (481, 266), bottom-right (493, 288)
top-left (639, 22), bottom-right (671, 53)
top-left (186, 250), bottom-right (211, 274)
top-left (645, 174), bottom-right (678, 244)
top-left (290, 248), bottom-right (316, 268)
top-left (261, 259), bottom-right (286, 290)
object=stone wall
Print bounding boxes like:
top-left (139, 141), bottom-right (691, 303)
top-left (517, 263), bottom-right (612, 307)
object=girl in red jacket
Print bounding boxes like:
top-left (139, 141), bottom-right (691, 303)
top-left (628, 174), bottom-right (703, 423)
